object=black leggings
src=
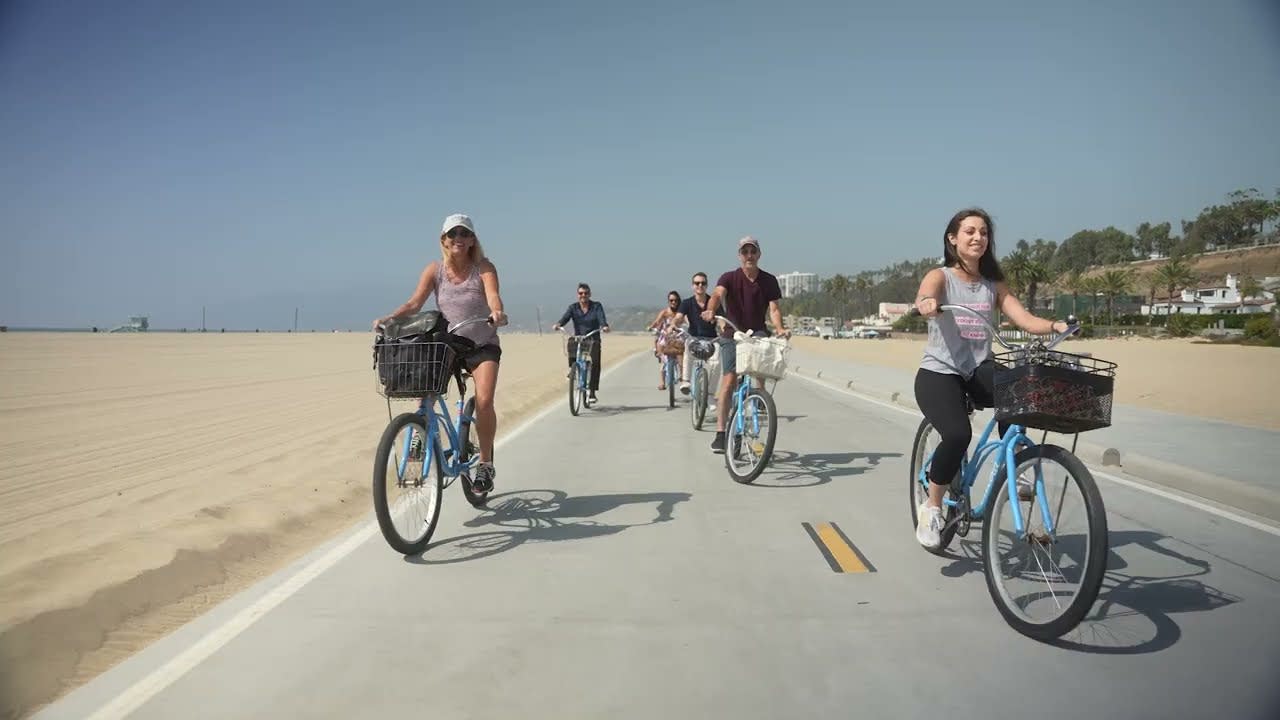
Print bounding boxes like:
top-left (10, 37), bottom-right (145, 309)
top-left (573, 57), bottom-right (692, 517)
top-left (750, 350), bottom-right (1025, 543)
top-left (913, 361), bottom-right (1008, 488)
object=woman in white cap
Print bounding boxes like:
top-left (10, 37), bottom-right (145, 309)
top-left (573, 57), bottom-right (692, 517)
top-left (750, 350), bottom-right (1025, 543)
top-left (373, 213), bottom-right (508, 492)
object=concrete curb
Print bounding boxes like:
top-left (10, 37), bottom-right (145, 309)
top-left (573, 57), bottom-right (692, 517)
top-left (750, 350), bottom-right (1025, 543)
top-left (786, 361), bottom-right (1280, 526)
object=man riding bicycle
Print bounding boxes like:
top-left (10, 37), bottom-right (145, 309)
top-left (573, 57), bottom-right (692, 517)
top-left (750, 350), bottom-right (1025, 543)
top-left (553, 282), bottom-right (610, 403)
top-left (701, 236), bottom-right (790, 454)
top-left (673, 272), bottom-right (722, 396)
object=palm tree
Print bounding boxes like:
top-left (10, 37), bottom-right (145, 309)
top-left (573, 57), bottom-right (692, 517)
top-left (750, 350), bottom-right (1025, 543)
top-left (1058, 269), bottom-right (1083, 318)
top-left (1144, 271), bottom-right (1162, 324)
top-left (1002, 251), bottom-right (1029, 300)
top-left (1098, 269), bottom-right (1134, 327)
top-left (1023, 260), bottom-right (1054, 315)
top-left (822, 274), bottom-right (852, 327)
top-left (1078, 276), bottom-right (1103, 324)
top-left (1153, 258), bottom-right (1195, 317)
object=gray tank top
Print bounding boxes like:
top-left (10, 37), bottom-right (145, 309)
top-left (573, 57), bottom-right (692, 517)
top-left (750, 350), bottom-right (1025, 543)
top-left (434, 261), bottom-right (499, 347)
top-left (920, 267), bottom-right (996, 378)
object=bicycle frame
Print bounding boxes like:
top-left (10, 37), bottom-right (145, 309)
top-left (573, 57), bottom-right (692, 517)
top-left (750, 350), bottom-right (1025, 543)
top-left (569, 328), bottom-right (602, 392)
top-left (916, 417), bottom-right (1046, 537)
top-left (384, 315), bottom-right (493, 484)
top-left (912, 303), bottom-right (1080, 538)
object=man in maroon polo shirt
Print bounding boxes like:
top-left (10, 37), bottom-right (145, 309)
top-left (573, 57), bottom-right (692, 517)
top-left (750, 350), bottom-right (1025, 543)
top-left (700, 236), bottom-right (790, 454)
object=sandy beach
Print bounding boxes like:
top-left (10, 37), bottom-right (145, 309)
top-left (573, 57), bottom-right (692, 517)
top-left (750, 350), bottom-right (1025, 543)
top-left (0, 331), bottom-right (652, 719)
top-left (791, 334), bottom-right (1280, 431)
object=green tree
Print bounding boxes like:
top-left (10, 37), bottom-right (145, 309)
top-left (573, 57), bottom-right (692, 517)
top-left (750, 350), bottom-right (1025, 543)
top-left (1098, 269), bottom-right (1134, 327)
top-left (1239, 274), bottom-right (1263, 300)
top-left (1078, 276), bottom-right (1103, 323)
top-left (1153, 258), bottom-right (1195, 314)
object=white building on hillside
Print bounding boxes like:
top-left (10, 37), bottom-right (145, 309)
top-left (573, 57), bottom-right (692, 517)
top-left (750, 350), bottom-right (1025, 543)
top-left (1143, 274), bottom-right (1276, 316)
top-left (778, 272), bottom-right (820, 298)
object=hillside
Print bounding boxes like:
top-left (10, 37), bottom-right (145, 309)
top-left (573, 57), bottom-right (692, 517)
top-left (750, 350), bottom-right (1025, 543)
top-left (1078, 244), bottom-right (1280, 288)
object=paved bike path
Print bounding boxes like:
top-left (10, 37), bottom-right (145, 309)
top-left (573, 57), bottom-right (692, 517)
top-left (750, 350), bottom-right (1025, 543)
top-left (37, 353), bottom-right (1280, 719)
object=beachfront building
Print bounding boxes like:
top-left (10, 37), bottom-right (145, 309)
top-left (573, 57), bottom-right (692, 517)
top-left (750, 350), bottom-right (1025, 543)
top-left (1142, 274), bottom-right (1277, 316)
top-left (778, 272), bottom-right (820, 298)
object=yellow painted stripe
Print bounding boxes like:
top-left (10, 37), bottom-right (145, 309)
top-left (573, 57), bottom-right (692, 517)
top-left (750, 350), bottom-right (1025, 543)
top-left (815, 522), bottom-right (870, 573)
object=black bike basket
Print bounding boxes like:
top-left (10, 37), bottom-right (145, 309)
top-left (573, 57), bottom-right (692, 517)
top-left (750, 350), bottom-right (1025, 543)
top-left (690, 338), bottom-right (716, 361)
top-left (992, 349), bottom-right (1116, 434)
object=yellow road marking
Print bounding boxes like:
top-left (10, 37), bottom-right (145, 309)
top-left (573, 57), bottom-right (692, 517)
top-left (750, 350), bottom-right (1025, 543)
top-left (803, 522), bottom-right (875, 573)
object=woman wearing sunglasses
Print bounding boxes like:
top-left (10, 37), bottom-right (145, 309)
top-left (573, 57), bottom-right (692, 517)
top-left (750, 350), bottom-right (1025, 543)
top-left (648, 291), bottom-right (685, 391)
top-left (373, 213), bottom-right (508, 492)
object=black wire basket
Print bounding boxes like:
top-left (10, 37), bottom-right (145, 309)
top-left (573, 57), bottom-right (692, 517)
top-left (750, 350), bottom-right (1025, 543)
top-left (373, 339), bottom-right (458, 398)
top-left (993, 348), bottom-right (1117, 434)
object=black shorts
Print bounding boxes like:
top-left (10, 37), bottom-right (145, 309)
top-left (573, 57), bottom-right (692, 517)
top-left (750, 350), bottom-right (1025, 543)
top-left (461, 343), bottom-right (502, 372)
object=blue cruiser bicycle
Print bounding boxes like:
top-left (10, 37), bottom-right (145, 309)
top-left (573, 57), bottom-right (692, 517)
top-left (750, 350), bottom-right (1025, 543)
top-left (371, 314), bottom-right (494, 555)
top-left (908, 305), bottom-right (1113, 640)
top-left (563, 327), bottom-right (603, 416)
top-left (717, 317), bottom-right (789, 484)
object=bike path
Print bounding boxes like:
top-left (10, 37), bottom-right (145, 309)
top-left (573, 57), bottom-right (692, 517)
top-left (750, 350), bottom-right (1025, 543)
top-left (37, 353), bottom-right (1280, 719)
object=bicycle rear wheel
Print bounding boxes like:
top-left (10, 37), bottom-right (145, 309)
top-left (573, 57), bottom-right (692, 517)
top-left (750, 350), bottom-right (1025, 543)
top-left (456, 397), bottom-right (488, 508)
top-left (982, 444), bottom-right (1108, 641)
top-left (691, 365), bottom-right (709, 430)
top-left (725, 386), bottom-right (777, 484)
top-left (372, 413), bottom-right (444, 555)
top-left (907, 418), bottom-right (962, 554)
top-left (569, 365), bottom-right (581, 416)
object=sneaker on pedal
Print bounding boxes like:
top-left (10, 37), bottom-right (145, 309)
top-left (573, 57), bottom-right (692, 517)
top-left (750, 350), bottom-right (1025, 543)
top-left (916, 503), bottom-right (944, 550)
top-left (710, 432), bottom-right (726, 454)
top-left (679, 382), bottom-right (691, 395)
top-left (408, 433), bottom-right (424, 461)
top-left (474, 463), bottom-right (496, 493)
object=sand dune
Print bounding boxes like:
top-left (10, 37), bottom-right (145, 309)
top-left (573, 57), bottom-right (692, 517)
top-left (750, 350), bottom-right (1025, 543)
top-left (0, 331), bottom-right (652, 719)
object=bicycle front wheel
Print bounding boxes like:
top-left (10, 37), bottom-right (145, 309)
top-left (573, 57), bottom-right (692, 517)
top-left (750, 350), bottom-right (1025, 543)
top-left (691, 366), bottom-right (709, 430)
top-left (456, 397), bottom-right (488, 508)
top-left (982, 444), bottom-right (1108, 641)
top-left (667, 358), bottom-right (676, 409)
top-left (725, 386), bottom-right (778, 484)
top-left (372, 413), bottom-right (444, 555)
top-left (569, 365), bottom-right (581, 416)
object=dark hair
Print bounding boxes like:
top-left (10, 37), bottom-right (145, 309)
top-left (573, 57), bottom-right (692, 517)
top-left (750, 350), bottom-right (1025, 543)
top-left (667, 290), bottom-right (681, 302)
top-left (577, 283), bottom-right (591, 293)
top-left (692, 272), bottom-right (707, 282)
top-left (942, 208), bottom-right (1005, 282)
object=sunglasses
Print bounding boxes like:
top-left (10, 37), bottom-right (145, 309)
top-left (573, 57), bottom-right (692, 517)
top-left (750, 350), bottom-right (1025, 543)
top-left (692, 280), bottom-right (707, 286)
top-left (578, 291), bottom-right (590, 296)
top-left (445, 227), bottom-right (474, 240)
top-left (669, 299), bottom-right (680, 304)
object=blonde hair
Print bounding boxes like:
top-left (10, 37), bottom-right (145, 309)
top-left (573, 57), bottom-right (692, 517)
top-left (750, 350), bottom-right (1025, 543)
top-left (440, 233), bottom-right (488, 266)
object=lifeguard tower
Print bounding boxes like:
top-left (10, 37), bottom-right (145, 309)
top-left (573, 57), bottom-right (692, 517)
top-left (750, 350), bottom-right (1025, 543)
top-left (109, 315), bottom-right (149, 333)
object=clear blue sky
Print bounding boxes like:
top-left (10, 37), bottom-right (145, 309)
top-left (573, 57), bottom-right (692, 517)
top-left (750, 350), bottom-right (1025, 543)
top-left (3, 0), bottom-right (1278, 329)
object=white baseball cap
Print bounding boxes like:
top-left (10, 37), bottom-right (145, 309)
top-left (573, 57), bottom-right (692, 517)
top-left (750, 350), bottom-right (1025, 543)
top-left (738, 235), bottom-right (761, 251)
top-left (441, 213), bottom-right (475, 235)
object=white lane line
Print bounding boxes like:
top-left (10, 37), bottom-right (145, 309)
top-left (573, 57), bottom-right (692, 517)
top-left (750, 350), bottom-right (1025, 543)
top-left (791, 370), bottom-right (1280, 538)
top-left (82, 351), bottom-right (648, 720)
top-left (1089, 468), bottom-right (1280, 538)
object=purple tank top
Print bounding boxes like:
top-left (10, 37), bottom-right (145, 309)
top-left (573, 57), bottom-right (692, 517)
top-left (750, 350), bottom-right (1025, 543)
top-left (434, 262), bottom-right (499, 347)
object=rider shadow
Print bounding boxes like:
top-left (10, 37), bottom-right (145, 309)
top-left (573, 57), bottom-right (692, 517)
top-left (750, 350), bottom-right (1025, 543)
top-left (405, 488), bottom-right (691, 565)
top-left (581, 404), bottom-right (668, 417)
top-left (752, 450), bottom-right (902, 488)
top-left (939, 529), bottom-right (1240, 654)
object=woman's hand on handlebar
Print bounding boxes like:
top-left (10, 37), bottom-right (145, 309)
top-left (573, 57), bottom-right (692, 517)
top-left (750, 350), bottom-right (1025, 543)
top-left (489, 310), bottom-right (508, 327)
top-left (914, 297), bottom-right (939, 318)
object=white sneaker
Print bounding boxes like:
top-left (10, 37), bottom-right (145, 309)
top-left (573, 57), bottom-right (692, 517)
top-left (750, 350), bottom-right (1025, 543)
top-left (916, 503), bottom-right (944, 549)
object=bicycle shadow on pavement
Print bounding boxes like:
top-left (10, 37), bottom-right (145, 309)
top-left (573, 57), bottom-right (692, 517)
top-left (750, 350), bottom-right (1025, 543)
top-left (577, 404), bottom-right (669, 417)
top-left (751, 449), bottom-right (902, 488)
top-left (406, 488), bottom-right (691, 565)
top-left (938, 529), bottom-right (1240, 654)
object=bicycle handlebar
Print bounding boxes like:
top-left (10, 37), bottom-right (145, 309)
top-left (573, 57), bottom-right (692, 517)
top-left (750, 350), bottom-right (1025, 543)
top-left (907, 304), bottom-right (1078, 351)
top-left (561, 327), bottom-right (603, 340)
